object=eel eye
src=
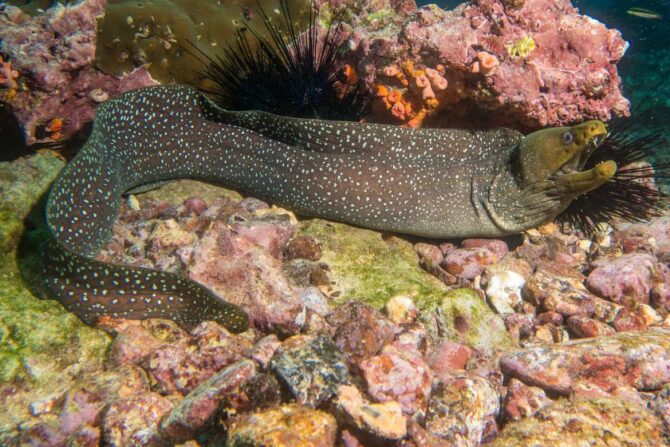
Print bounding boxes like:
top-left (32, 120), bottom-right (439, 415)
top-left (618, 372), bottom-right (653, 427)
top-left (562, 131), bottom-right (574, 145)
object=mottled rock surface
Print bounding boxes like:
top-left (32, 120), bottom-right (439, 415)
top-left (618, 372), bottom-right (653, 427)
top-left (489, 398), bottom-right (663, 447)
top-left (270, 335), bottom-right (349, 407)
top-left (500, 329), bottom-right (670, 395)
top-left (227, 404), bottom-right (337, 447)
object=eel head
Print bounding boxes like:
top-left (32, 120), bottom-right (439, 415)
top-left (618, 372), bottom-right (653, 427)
top-left (487, 120), bottom-right (615, 233)
top-left (517, 120), bottom-right (614, 198)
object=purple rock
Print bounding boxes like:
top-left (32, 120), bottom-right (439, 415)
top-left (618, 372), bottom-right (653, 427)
top-left (159, 359), bottom-right (257, 443)
top-left (587, 253), bottom-right (660, 306)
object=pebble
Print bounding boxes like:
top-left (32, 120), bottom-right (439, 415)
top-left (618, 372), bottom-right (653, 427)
top-left (442, 239), bottom-right (508, 281)
top-left (485, 271), bottom-right (525, 314)
top-left (566, 315), bottom-right (615, 338)
top-left (250, 334), bottom-right (281, 369)
top-left (502, 378), bottom-right (551, 421)
top-left (489, 397), bottom-right (662, 446)
top-left (227, 404), bottom-right (337, 447)
top-left (385, 295), bottom-right (419, 324)
top-left (270, 335), bottom-right (349, 407)
top-left (326, 300), bottom-right (397, 364)
top-left (587, 253), bottom-right (659, 305)
top-left (159, 359), bottom-right (257, 443)
top-left (101, 392), bottom-right (174, 446)
top-left (335, 384), bottom-right (407, 440)
top-left (425, 373), bottom-right (500, 446)
top-left (359, 345), bottom-right (432, 415)
top-left (524, 269), bottom-right (596, 317)
top-left (285, 235), bottom-right (323, 261)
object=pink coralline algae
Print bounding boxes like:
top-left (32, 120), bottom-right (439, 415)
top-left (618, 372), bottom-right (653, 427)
top-left (324, 0), bottom-right (630, 129)
top-left (0, 0), bottom-right (157, 145)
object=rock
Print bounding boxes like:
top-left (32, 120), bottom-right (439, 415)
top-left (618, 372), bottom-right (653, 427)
top-left (504, 313), bottom-right (536, 343)
top-left (0, 154), bottom-right (111, 445)
top-left (592, 297), bottom-right (623, 324)
top-left (229, 214), bottom-right (295, 259)
top-left (502, 378), bottom-right (551, 421)
top-left (227, 404), bottom-right (337, 447)
top-left (566, 316), bottom-right (615, 338)
top-left (0, 0), bottom-right (158, 145)
top-left (58, 365), bottom-right (150, 436)
top-left (107, 323), bottom-right (170, 367)
top-left (298, 220), bottom-right (449, 309)
top-left (270, 335), bottom-right (349, 407)
top-left (189, 219), bottom-right (304, 333)
top-left (489, 397), bottom-right (663, 447)
top-left (587, 253), bottom-right (660, 305)
top-left (428, 341), bottom-right (472, 375)
top-left (425, 373), bottom-right (500, 446)
top-left (359, 345), bottom-right (432, 416)
top-left (500, 328), bottom-right (670, 395)
top-left (327, 301), bottom-right (397, 364)
top-left (236, 373), bottom-right (283, 413)
top-left (285, 235), bottom-right (323, 261)
top-left (335, 384), bottom-right (407, 440)
top-left (298, 287), bottom-right (331, 316)
top-left (101, 391), bottom-right (174, 446)
top-left (652, 264), bottom-right (670, 312)
top-left (420, 288), bottom-right (514, 357)
top-left (159, 359), bottom-right (257, 443)
top-left (283, 259), bottom-right (331, 288)
top-left (442, 239), bottom-right (508, 281)
top-left (385, 295), bottom-right (419, 324)
top-left (146, 321), bottom-right (253, 395)
top-left (485, 270), bottom-right (525, 314)
top-left (250, 335), bottom-right (281, 369)
top-left (611, 308), bottom-right (650, 332)
top-left (342, 0), bottom-right (628, 129)
top-left (391, 324), bottom-right (431, 355)
top-left (183, 197), bottom-right (208, 215)
top-left (649, 384), bottom-right (670, 441)
top-left (67, 426), bottom-right (101, 447)
top-left (617, 215), bottom-right (670, 260)
top-left (524, 269), bottom-right (596, 317)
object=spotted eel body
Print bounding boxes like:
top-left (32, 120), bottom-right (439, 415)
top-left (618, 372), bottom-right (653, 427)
top-left (45, 85), bottom-right (603, 331)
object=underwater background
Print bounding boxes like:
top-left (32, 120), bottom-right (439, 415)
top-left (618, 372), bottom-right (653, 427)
top-left (2, 0), bottom-right (670, 446)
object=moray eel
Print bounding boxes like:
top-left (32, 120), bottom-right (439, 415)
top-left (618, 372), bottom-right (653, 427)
top-left (45, 85), bottom-right (612, 331)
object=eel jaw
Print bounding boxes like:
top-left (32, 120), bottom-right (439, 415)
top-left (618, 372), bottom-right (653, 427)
top-left (556, 132), bottom-right (607, 175)
top-left (554, 159), bottom-right (617, 197)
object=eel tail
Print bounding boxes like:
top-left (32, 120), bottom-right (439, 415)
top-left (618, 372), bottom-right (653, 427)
top-left (44, 240), bottom-right (248, 332)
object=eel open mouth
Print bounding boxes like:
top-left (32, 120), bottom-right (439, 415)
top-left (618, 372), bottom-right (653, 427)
top-left (557, 129), bottom-right (608, 176)
top-left (556, 109), bottom-right (670, 235)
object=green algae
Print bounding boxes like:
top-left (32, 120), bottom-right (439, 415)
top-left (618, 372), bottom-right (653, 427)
top-left (419, 288), bottom-right (514, 356)
top-left (298, 219), bottom-right (449, 309)
top-left (0, 153), bottom-right (111, 441)
top-left (298, 219), bottom-right (513, 353)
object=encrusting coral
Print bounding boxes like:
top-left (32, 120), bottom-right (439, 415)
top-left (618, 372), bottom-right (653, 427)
top-left (374, 61), bottom-right (450, 127)
top-left (0, 56), bottom-right (20, 100)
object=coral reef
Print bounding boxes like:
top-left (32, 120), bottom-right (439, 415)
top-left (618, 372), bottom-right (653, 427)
top-left (323, 0), bottom-right (630, 129)
top-left (0, 0), bottom-right (158, 145)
